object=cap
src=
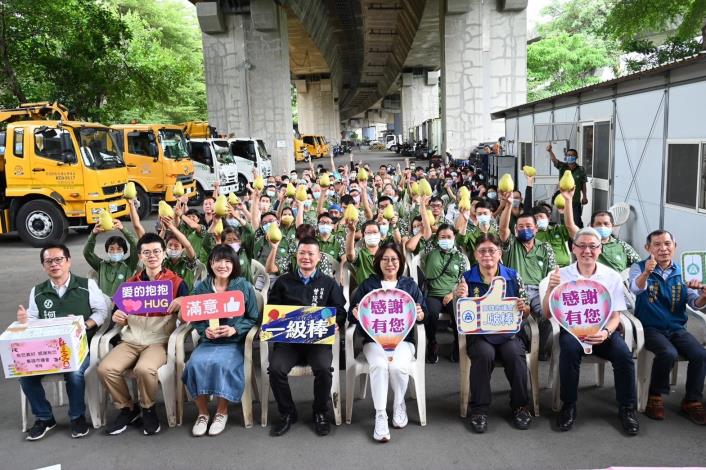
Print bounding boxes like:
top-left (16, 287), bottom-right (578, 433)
top-left (329, 204), bottom-right (343, 212)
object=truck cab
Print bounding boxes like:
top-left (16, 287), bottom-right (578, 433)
top-left (228, 138), bottom-right (272, 193)
top-left (0, 102), bottom-right (129, 246)
top-left (188, 138), bottom-right (239, 204)
top-left (111, 124), bottom-right (196, 218)
top-left (300, 134), bottom-right (321, 159)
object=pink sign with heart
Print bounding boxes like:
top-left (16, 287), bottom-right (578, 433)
top-left (114, 280), bottom-right (173, 315)
top-left (358, 288), bottom-right (416, 359)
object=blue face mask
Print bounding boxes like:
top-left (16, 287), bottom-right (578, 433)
top-left (318, 224), bottom-right (332, 235)
top-left (516, 228), bottom-right (535, 242)
top-left (226, 218), bottom-right (240, 228)
top-left (262, 222), bottom-right (273, 233)
top-left (304, 200), bottom-right (312, 209)
top-left (438, 238), bottom-right (454, 251)
top-left (379, 225), bottom-right (389, 237)
top-left (566, 156), bottom-right (577, 164)
top-left (595, 226), bottom-right (612, 239)
top-left (313, 192), bottom-right (321, 200)
top-left (327, 189), bottom-right (335, 197)
top-left (108, 252), bottom-right (124, 263)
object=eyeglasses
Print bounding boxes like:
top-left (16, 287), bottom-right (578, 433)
top-left (574, 244), bottom-right (601, 251)
top-left (140, 249), bottom-right (164, 257)
top-left (42, 257), bottom-right (67, 267)
top-left (476, 248), bottom-right (499, 256)
top-left (381, 257), bottom-right (399, 264)
top-left (430, 203), bottom-right (443, 208)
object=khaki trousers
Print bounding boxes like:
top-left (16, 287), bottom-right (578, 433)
top-left (98, 341), bottom-right (167, 409)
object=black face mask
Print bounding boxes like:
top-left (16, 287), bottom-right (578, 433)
top-left (330, 216), bottom-right (340, 224)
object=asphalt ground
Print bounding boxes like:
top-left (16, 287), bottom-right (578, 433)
top-left (0, 151), bottom-right (705, 469)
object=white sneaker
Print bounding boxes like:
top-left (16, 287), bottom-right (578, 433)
top-left (392, 403), bottom-right (408, 428)
top-left (208, 413), bottom-right (228, 436)
top-left (192, 415), bottom-right (209, 437)
top-left (373, 410), bottom-right (390, 442)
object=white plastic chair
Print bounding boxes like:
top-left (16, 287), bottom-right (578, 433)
top-left (20, 320), bottom-right (110, 431)
top-left (251, 259), bottom-right (270, 304)
top-left (259, 330), bottom-right (342, 427)
top-left (608, 203), bottom-right (631, 237)
top-left (97, 323), bottom-right (181, 427)
top-left (174, 291), bottom-right (263, 428)
top-left (345, 323), bottom-right (427, 425)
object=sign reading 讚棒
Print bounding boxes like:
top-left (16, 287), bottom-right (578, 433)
top-left (548, 279), bottom-right (612, 354)
top-left (113, 280), bottom-right (173, 315)
top-left (682, 251), bottom-right (706, 284)
top-left (181, 291), bottom-right (245, 329)
top-left (358, 288), bottom-right (416, 357)
top-left (456, 277), bottom-right (522, 335)
top-left (260, 305), bottom-right (336, 345)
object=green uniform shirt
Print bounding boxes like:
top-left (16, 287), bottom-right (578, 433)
top-left (502, 234), bottom-right (557, 286)
top-left (536, 224), bottom-right (571, 267)
top-left (163, 255), bottom-right (197, 290)
top-left (83, 230), bottom-right (138, 296)
top-left (353, 247), bottom-right (376, 285)
top-left (554, 161), bottom-right (587, 204)
top-left (181, 224), bottom-right (216, 265)
top-left (598, 236), bottom-right (641, 272)
top-left (318, 232), bottom-right (345, 261)
top-left (456, 225), bottom-right (499, 265)
top-left (422, 239), bottom-right (467, 297)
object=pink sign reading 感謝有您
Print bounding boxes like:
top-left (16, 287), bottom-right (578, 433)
top-left (11, 338), bottom-right (64, 373)
top-left (358, 288), bottom-right (416, 359)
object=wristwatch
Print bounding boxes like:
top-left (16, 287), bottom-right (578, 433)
top-left (601, 326), bottom-right (613, 336)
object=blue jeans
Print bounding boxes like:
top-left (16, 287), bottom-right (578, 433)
top-left (19, 356), bottom-right (90, 421)
top-left (644, 327), bottom-right (706, 401)
top-left (559, 330), bottom-right (636, 407)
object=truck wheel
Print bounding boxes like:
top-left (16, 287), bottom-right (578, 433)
top-left (135, 186), bottom-right (151, 220)
top-left (189, 182), bottom-right (205, 206)
top-left (236, 174), bottom-right (249, 196)
top-left (16, 200), bottom-right (68, 247)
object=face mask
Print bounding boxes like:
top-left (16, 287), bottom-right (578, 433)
top-left (353, 196), bottom-right (360, 205)
top-left (226, 218), bottom-right (240, 228)
top-left (313, 192), bottom-right (321, 200)
top-left (327, 189), bottom-right (335, 197)
top-left (281, 215), bottom-right (294, 226)
top-left (477, 214), bottom-right (491, 225)
top-left (595, 226), bottom-right (612, 239)
top-left (487, 191), bottom-right (497, 200)
top-left (512, 200), bottom-right (520, 209)
top-left (566, 156), bottom-right (577, 164)
top-left (108, 252), bottom-right (124, 263)
top-left (379, 225), bottom-right (389, 237)
top-left (290, 173), bottom-right (297, 180)
top-left (167, 248), bottom-right (182, 259)
top-left (262, 222), bottom-right (273, 233)
top-left (516, 228), bottom-right (535, 242)
top-left (266, 190), bottom-right (276, 198)
top-left (229, 242), bottom-right (241, 252)
top-left (536, 219), bottom-right (549, 230)
top-left (390, 195), bottom-right (398, 203)
top-left (412, 227), bottom-right (421, 236)
top-left (364, 233), bottom-right (381, 247)
top-left (318, 224), bottom-right (332, 235)
top-left (438, 238), bottom-right (454, 251)
top-left (304, 200), bottom-right (312, 209)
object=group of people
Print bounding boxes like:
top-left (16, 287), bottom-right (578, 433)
top-left (14, 148), bottom-right (706, 444)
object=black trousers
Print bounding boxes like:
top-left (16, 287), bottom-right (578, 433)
top-left (267, 343), bottom-right (333, 416)
top-left (573, 201), bottom-right (584, 228)
top-left (467, 336), bottom-right (529, 414)
top-left (425, 295), bottom-right (457, 345)
top-left (644, 327), bottom-right (706, 401)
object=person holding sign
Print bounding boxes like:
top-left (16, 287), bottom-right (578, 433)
top-left (17, 243), bottom-right (108, 441)
top-left (629, 230), bottom-right (706, 424)
top-left (348, 243), bottom-right (427, 442)
top-left (178, 245), bottom-right (259, 436)
top-left (540, 227), bottom-right (639, 435)
top-left (98, 233), bottom-right (188, 436)
top-left (454, 234), bottom-right (532, 433)
top-left (267, 238), bottom-right (346, 437)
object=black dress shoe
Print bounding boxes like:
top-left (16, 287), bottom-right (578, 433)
top-left (513, 407), bottom-right (532, 430)
top-left (469, 414), bottom-right (488, 433)
top-left (270, 414), bottom-right (297, 437)
top-left (313, 413), bottom-right (330, 436)
top-left (619, 406), bottom-right (639, 436)
top-left (557, 403), bottom-right (576, 431)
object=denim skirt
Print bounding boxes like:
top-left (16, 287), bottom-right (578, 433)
top-left (182, 341), bottom-right (245, 403)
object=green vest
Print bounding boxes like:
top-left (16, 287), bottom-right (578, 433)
top-left (33, 275), bottom-right (92, 321)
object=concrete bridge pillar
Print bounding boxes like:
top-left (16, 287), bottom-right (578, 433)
top-left (197, 0), bottom-right (294, 174)
top-left (440, 0), bottom-right (527, 159)
top-left (296, 79), bottom-right (340, 146)
top-left (400, 71), bottom-right (440, 143)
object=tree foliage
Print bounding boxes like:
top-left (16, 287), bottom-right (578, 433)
top-left (0, 0), bottom-right (206, 124)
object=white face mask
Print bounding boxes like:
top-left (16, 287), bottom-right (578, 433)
top-left (412, 226), bottom-right (421, 236)
top-left (167, 248), bottom-right (182, 259)
top-left (229, 242), bottom-right (241, 252)
top-left (304, 200), bottom-right (312, 208)
top-left (364, 233), bottom-right (381, 247)
top-left (266, 190), bottom-right (276, 198)
top-left (477, 214), bottom-right (492, 225)
top-left (313, 192), bottom-right (321, 200)
top-left (379, 225), bottom-right (389, 237)
top-left (536, 219), bottom-right (549, 230)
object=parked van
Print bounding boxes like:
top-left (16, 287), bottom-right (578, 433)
top-left (188, 138), bottom-right (239, 204)
top-left (228, 138), bottom-right (272, 192)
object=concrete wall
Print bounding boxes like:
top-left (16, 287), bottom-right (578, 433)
top-left (441, 0), bottom-right (527, 159)
top-left (297, 81), bottom-right (340, 145)
top-left (401, 73), bottom-right (439, 140)
top-left (201, 7), bottom-right (294, 174)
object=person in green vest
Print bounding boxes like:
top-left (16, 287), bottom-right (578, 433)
top-left (316, 212), bottom-right (345, 261)
top-left (530, 181), bottom-right (580, 268)
top-left (547, 143), bottom-right (588, 228)
top-left (83, 218), bottom-right (138, 297)
top-left (591, 211), bottom-right (641, 273)
top-left (17, 243), bottom-right (109, 441)
top-left (180, 208), bottom-right (216, 265)
top-left (345, 219), bottom-right (382, 286)
top-left (455, 200), bottom-right (498, 263)
top-left (160, 216), bottom-right (198, 290)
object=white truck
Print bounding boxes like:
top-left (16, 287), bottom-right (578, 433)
top-left (188, 138), bottom-right (239, 204)
top-left (228, 138), bottom-right (273, 193)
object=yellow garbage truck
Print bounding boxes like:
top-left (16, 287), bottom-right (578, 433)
top-left (0, 102), bottom-right (130, 246)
